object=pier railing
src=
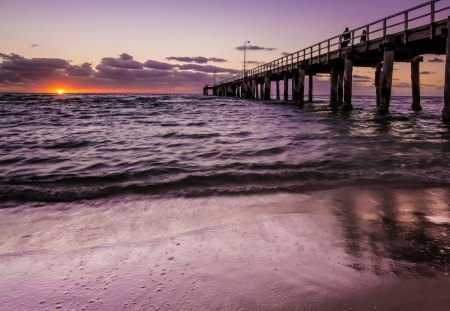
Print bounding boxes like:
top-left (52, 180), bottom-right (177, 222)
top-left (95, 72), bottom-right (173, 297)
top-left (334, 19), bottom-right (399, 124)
top-left (214, 0), bottom-right (449, 86)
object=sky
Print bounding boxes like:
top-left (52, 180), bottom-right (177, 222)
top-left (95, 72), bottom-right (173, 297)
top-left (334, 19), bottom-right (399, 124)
top-left (0, 0), bottom-right (447, 94)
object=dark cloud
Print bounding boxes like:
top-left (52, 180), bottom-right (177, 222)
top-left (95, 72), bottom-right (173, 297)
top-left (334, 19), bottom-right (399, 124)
top-left (144, 60), bottom-right (175, 71)
top-left (208, 57), bottom-right (227, 63)
top-left (393, 82), bottom-right (411, 88)
top-left (0, 53), bottom-right (71, 84)
top-left (281, 52), bottom-right (291, 56)
top-left (66, 63), bottom-right (94, 77)
top-left (236, 45), bottom-right (276, 51)
top-left (420, 71), bottom-right (434, 75)
top-left (0, 53), bottom-right (233, 92)
top-left (166, 56), bottom-right (227, 64)
top-left (31, 44), bottom-right (40, 48)
top-left (352, 74), bottom-right (372, 87)
top-left (178, 64), bottom-right (240, 74)
top-left (353, 75), bottom-right (371, 80)
top-left (100, 53), bottom-right (143, 69)
top-left (428, 57), bottom-right (444, 63)
top-left (95, 64), bottom-right (170, 82)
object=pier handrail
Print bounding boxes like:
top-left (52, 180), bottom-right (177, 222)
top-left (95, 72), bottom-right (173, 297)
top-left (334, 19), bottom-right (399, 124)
top-left (214, 0), bottom-right (449, 87)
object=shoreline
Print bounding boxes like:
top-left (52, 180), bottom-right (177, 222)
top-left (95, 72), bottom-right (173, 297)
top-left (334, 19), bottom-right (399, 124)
top-left (1, 186), bottom-right (449, 310)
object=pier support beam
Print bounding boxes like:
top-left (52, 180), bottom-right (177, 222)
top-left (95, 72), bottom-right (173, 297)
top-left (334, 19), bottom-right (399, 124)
top-left (298, 66), bottom-right (306, 105)
top-left (276, 80), bottom-right (280, 100)
top-left (251, 79), bottom-right (257, 99)
top-left (342, 50), bottom-right (353, 111)
top-left (259, 83), bottom-right (264, 100)
top-left (292, 67), bottom-right (305, 105)
top-left (292, 71), bottom-right (298, 102)
top-left (330, 67), bottom-right (339, 107)
top-left (264, 76), bottom-right (271, 100)
top-left (284, 74), bottom-right (289, 101)
top-left (411, 57), bottom-right (422, 111)
top-left (375, 65), bottom-right (382, 107)
top-left (379, 36), bottom-right (395, 113)
top-left (443, 17), bottom-right (450, 121)
top-left (338, 70), bottom-right (344, 104)
top-left (244, 79), bottom-right (250, 98)
top-left (308, 74), bottom-right (313, 102)
top-left (227, 85), bottom-right (233, 97)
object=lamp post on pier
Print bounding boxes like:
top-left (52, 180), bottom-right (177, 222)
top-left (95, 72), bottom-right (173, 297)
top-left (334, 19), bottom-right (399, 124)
top-left (243, 41), bottom-right (250, 76)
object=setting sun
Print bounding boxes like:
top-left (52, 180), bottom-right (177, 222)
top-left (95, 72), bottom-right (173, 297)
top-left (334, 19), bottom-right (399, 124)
top-left (57, 89), bottom-right (64, 95)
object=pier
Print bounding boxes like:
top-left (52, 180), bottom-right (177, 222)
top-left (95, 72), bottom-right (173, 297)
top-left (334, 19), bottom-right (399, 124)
top-left (203, 0), bottom-right (450, 121)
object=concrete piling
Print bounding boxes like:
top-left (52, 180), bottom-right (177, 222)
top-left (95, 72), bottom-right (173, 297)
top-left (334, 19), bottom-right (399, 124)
top-left (342, 50), bottom-right (353, 111)
top-left (375, 65), bottom-right (382, 107)
top-left (298, 66), bottom-right (306, 106)
top-left (411, 57), bottom-right (422, 111)
top-left (284, 74), bottom-right (289, 101)
top-left (264, 76), bottom-right (271, 100)
top-left (338, 70), bottom-right (344, 104)
top-left (443, 17), bottom-right (450, 121)
top-left (276, 80), bottom-right (280, 100)
top-left (260, 83), bottom-right (264, 100)
top-left (330, 66), bottom-right (339, 107)
top-left (292, 71), bottom-right (298, 102)
top-left (252, 79), bottom-right (257, 99)
top-left (379, 36), bottom-right (395, 113)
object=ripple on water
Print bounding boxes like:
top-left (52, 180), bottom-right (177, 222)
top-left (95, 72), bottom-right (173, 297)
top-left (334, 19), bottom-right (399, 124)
top-left (0, 94), bottom-right (449, 205)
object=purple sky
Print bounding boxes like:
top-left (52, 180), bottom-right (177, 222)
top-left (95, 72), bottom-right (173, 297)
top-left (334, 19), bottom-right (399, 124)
top-left (0, 0), bottom-right (447, 94)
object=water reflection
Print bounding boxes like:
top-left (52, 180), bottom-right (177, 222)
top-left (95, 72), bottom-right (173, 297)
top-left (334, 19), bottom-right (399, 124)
top-left (333, 188), bottom-right (450, 277)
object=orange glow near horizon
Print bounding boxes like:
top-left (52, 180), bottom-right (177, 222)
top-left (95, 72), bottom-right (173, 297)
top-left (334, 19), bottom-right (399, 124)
top-left (43, 85), bottom-right (199, 94)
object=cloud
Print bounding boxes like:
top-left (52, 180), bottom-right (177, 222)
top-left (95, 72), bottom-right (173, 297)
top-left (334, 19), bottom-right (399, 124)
top-left (0, 53), bottom-right (71, 84)
top-left (281, 52), bottom-right (291, 56)
top-left (393, 82), bottom-right (411, 88)
top-left (420, 71), bottom-right (434, 75)
top-left (31, 44), bottom-right (40, 48)
top-left (100, 53), bottom-right (143, 69)
top-left (178, 64), bottom-right (240, 74)
top-left (94, 54), bottom-right (174, 82)
top-left (166, 56), bottom-right (227, 64)
top-left (235, 45), bottom-right (277, 51)
top-left (144, 60), bottom-right (175, 70)
top-left (428, 57), bottom-right (444, 63)
top-left (353, 75), bottom-right (371, 80)
top-left (352, 74), bottom-right (372, 86)
top-left (0, 52), bottom-right (235, 92)
top-left (66, 63), bottom-right (94, 77)
top-left (208, 57), bottom-right (227, 63)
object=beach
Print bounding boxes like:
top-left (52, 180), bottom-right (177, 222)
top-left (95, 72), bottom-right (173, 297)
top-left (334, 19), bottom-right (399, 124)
top-left (1, 94), bottom-right (449, 310)
top-left (1, 186), bottom-right (449, 310)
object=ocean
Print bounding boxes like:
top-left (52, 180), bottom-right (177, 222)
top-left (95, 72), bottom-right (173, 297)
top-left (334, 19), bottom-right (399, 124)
top-left (1, 94), bottom-right (450, 310)
top-left (1, 93), bottom-right (449, 207)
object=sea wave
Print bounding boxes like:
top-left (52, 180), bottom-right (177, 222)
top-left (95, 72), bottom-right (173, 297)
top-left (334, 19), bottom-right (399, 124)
top-left (1, 94), bottom-right (449, 206)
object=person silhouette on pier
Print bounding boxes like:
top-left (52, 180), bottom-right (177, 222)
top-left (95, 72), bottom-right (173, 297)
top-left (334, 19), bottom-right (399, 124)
top-left (360, 30), bottom-right (367, 43)
top-left (341, 27), bottom-right (351, 48)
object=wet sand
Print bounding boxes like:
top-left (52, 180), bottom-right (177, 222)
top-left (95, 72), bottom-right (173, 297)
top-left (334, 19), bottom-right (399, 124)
top-left (0, 186), bottom-right (449, 310)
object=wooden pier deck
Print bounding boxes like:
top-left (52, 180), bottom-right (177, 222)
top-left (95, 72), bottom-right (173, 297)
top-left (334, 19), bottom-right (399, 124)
top-left (204, 0), bottom-right (450, 121)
